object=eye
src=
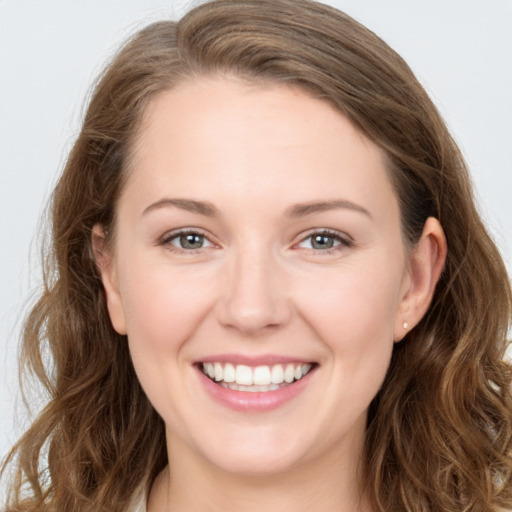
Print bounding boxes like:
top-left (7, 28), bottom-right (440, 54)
top-left (162, 230), bottom-right (214, 251)
top-left (297, 230), bottom-right (351, 251)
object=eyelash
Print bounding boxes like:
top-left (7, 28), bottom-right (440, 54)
top-left (159, 228), bottom-right (353, 254)
top-left (295, 229), bottom-right (353, 254)
top-left (159, 228), bottom-right (214, 253)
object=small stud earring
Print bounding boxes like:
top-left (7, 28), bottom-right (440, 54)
top-left (403, 321), bottom-right (409, 329)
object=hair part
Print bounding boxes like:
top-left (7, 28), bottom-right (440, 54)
top-left (3, 1), bottom-right (511, 511)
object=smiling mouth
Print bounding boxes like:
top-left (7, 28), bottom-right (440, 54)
top-left (200, 362), bottom-right (315, 392)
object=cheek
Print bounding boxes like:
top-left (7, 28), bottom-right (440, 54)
top-left (119, 262), bottom-right (219, 424)
top-left (299, 264), bottom-right (402, 342)
top-left (118, 260), bottom-right (217, 355)
top-left (275, 260), bottom-right (402, 451)
top-left (294, 258), bottom-right (403, 401)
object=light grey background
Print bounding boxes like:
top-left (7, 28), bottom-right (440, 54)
top-left (1, 0), bottom-right (511, 476)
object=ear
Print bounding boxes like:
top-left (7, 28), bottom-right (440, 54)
top-left (394, 217), bottom-right (447, 341)
top-left (91, 224), bottom-right (127, 335)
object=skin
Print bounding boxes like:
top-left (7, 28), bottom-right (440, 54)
top-left (94, 77), bottom-right (446, 512)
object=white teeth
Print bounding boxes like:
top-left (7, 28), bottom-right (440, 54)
top-left (223, 363), bottom-right (235, 383)
top-left (284, 364), bottom-right (295, 383)
top-left (220, 382), bottom-right (283, 392)
top-left (201, 361), bottom-right (313, 390)
top-left (271, 364), bottom-right (284, 384)
top-left (214, 362), bottom-right (223, 382)
top-left (253, 366), bottom-right (271, 386)
top-left (235, 365), bottom-right (253, 385)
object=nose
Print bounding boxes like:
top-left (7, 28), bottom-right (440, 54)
top-left (216, 245), bottom-right (292, 336)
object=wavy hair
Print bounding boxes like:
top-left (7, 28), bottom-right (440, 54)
top-left (3, 1), bottom-right (511, 510)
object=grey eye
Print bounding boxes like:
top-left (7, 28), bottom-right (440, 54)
top-left (299, 233), bottom-right (342, 250)
top-left (310, 234), bottom-right (336, 249)
top-left (171, 233), bottom-right (210, 250)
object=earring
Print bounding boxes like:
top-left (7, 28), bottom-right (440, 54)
top-left (403, 321), bottom-right (409, 329)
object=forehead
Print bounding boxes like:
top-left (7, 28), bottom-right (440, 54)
top-left (123, 77), bottom-right (397, 219)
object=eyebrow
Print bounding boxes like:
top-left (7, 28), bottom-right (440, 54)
top-left (286, 199), bottom-right (372, 218)
top-left (142, 198), bottom-right (219, 217)
top-left (141, 197), bottom-right (371, 219)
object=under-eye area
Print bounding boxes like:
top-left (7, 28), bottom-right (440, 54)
top-left (200, 362), bottom-right (317, 392)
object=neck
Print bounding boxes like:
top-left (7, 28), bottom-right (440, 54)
top-left (148, 435), bottom-right (372, 512)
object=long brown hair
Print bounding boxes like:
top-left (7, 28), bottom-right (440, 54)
top-left (3, 1), bottom-right (511, 510)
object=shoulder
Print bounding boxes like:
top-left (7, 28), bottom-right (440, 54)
top-left (127, 488), bottom-right (147, 512)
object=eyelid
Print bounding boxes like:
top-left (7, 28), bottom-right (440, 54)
top-left (159, 227), bottom-right (218, 251)
top-left (294, 228), bottom-right (353, 252)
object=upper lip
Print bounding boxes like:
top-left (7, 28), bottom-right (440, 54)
top-left (196, 354), bottom-right (316, 366)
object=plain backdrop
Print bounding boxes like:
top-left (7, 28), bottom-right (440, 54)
top-left (1, 0), bottom-right (511, 475)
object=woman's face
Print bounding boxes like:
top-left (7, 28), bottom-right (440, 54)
top-left (100, 77), bottom-right (415, 476)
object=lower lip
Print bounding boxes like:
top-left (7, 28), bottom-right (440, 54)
top-left (196, 366), bottom-right (316, 412)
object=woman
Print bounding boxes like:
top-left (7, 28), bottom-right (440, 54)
top-left (2, 0), bottom-right (511, 510)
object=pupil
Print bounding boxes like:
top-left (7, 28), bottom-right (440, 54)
top-left (180, 234), bottom-right (203, 249)
top-left (312, 235), bottom-right (334, 249)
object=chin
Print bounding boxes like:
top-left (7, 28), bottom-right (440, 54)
top-left (184, 424), bottom-right (315, 477)
top-left (207, 445), bottom-right (306, 477)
